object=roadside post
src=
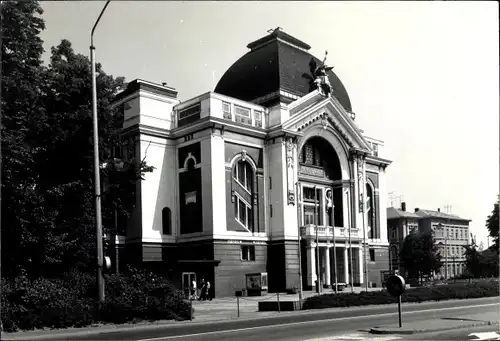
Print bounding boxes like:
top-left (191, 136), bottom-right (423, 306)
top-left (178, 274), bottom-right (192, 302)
top-left (190, 296), bottom-right (193, 321)
top-left (235, 290), bottom-right (242, 318)
top-left (277, 292), bottom-right (281, 313)
top-left (385, 274), bottom-right (406, 328)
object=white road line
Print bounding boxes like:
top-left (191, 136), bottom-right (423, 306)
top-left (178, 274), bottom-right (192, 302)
top-left (305, 334), bottom-right (402, 341)
top-left (137, 303), bottom-right (499, 341)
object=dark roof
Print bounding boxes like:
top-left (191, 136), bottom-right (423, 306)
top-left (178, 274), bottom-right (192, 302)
top-left (114, 79), bottom-right (177, 103)
top-left (415, 209), bottom-right (470, 222)
top-left (387, 207), bottom-right (420, 219)
top-left (214, 29), bottom-right (352, 111)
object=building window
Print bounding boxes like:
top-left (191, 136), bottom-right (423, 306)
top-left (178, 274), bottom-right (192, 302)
top-left (369, 248), bottom-right (375, 262)
top-left (222, 101), bottom-right (232, 119)
top-left (241, 245), bottom-right (255, 261)
top-left (254, 110), bottom-right (262, 128)
top-left (233, 160), bottom-right (253, 192)
top-left (235, 105), bottom-right (251, 125)
top-left (162, 207), bottom-right (172, 235)
top-left (371, 143), bottom-right (378, 157)
top-left (302, 187), bottom-right (322, 225)
top-left (232, 160), bottom-right (254, 230)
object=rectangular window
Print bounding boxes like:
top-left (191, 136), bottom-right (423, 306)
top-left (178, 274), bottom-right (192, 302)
top-left (222, 101), bottom-right (232, 119)
top-left (304, 206), bottom-right (315, 225)
top-left (302, 187), bottom-right (322, 225)
top-left (235, 105), bottom-right (251, 125)
top-left (369, 249), bottom-right (375, 262)
top-left (254, 110), bottom-right (262, 127)
top-left (238, 200), bottom-right (246, 225)
top-left (113, 144), bottom-right (123, 159)
top-left (241, 245), bottom-right (255, 261)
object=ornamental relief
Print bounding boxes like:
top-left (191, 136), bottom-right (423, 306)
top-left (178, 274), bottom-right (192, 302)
top-left (285, 137), bottom-right (296, 206)
top-left (357, 158), bottom-right (364, 182)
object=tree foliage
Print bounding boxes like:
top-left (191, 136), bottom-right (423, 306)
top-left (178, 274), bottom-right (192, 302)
top-left (486, 199), bottom-right (499, 251)
top-left (1, 1), bottom-right (153, 279)
top-left (463, 237), bottom-right (498, 278)
top-left (400, 231), bottom-right (443, 280)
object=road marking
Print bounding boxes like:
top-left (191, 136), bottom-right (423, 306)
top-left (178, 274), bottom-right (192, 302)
top-left (305, 333), bottom-right (402, 340)
top-left (137, 303), bottom-right (499, 341)
top-left (469, 332), bottom-right (500, 340)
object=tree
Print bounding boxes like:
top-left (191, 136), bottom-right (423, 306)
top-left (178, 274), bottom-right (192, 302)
top-left (463, 236), bottom-right (498, 278)
top-left (1, 2), bottom-right (153, 278)
top-left (1, 0), bottom-right (49, 278)
top-left (400, 231), bottom-right (443, 281)
top-left (486, 200), bottom-right (499, 251)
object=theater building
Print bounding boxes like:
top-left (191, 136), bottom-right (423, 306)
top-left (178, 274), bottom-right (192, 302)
top-left (111, 28), bottom-right (392, 297)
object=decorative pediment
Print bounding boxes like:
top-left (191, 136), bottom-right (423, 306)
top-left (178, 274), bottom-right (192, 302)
top-left (283, 91), bottom-right (371, 152)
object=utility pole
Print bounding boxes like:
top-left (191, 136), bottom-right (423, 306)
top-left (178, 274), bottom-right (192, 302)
top-left (329, 187), bottom-right (338, 295)
top-left (314, 186), bottom-right (321, 293)
top-left (295, 182), bottom-right (303, 305)
top-left (90, 0), bottom-right (111, 303)
top-left (359, 165), bottom-right (369, 292)
top-left (347, 188), bottom-right (354, 293)
top-left (0, 0), bottom-right (4, 331)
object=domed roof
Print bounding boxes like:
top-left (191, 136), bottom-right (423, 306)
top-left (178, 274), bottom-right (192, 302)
top-left (214, 29), bottom-right (352, 111)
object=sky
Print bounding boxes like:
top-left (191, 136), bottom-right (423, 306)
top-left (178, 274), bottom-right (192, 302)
top-left (39, 1), bottom-right (499, 246)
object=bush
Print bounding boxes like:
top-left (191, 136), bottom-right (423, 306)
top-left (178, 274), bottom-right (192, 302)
top-left (1, 268), bottom-right (191, 332)
top-left (302, 281), bottom-right (499, 310)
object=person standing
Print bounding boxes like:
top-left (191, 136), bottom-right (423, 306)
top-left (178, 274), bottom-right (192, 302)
top-left (191, 278), bottom-right (197, 300)
top-left (205, 280), bottom-right (212, 301)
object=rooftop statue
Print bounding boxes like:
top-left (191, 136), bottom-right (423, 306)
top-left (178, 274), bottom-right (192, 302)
top-left (310, 51), bottom-right (334, 97)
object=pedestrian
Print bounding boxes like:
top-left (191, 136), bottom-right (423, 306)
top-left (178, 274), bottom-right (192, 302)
top-left (199, 279), bottom-right (206, 301)
top-left (191, 278), bottom-right (197, 300)
top-left (206, 280), bottom-right (212, 301)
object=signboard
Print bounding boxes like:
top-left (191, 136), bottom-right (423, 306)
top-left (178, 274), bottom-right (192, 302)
top-left (386, 275), bottom-right (406, 297)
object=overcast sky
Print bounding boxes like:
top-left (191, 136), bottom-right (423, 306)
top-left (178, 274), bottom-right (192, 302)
top-left (39, 1), bottom-right (499, 246)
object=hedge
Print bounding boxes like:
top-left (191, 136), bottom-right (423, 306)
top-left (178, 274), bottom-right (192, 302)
top-left (302, 280), bottom-right (499, 310)
top-left (1, 268), bottom-right (192, 332)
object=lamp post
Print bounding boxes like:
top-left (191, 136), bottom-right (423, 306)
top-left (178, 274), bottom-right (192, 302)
top-left (314, 186), bottom-right (321, 293)
top-left (90, 0), bottom-right (111, 303)
top-left (295, 182), bottom-right (303, 305)
top-left (328, 188), bottom-right (338, 295)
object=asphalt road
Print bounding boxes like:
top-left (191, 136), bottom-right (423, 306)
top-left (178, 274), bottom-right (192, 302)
top-left (60, 298), bottom-right (499, 341)
top-left (408, 324), bottom-right (500, 340)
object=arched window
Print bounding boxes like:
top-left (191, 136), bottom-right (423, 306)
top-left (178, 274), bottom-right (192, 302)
top-left (162, 207), bottom-right (172, 235)
top-left (232, 160), bottom-right (254, 230)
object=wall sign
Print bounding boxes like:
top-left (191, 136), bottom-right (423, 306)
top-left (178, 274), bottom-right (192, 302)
top-left (185, 191), bottom-right (197, 205)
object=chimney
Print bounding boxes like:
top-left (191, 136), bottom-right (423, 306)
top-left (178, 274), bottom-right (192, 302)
top-left (415, 208), bottom-right (419, 212)
top-left (401, 202), bottom-right (406, 212)
top-left (437, 208), bottom-right (440, 212)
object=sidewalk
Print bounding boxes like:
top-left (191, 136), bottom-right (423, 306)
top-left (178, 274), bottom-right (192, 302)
top-left (370, 311), bottom-right (500, 335)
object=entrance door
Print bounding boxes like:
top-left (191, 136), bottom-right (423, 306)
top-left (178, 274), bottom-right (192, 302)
top-left (182, 272), bottom-right (196, 296)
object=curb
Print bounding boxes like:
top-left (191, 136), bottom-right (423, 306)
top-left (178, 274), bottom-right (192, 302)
top-left (2, 297), bottom-right (498, 340)
top-left (369, 320), bottom-right (499, 335)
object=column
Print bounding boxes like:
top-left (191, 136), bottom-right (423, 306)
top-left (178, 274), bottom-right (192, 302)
top-left (307, 242), bottom-right (317, 286)
top-left (343, 246), bottom-right (349, 284)
top-left (358, 247), bottom-right (364, 285)
top-left (324, 246), bottom-right (331, 286)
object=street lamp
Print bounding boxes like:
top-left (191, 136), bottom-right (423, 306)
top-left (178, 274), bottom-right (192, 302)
top-left (90, 0), bottom-right (111, 303)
